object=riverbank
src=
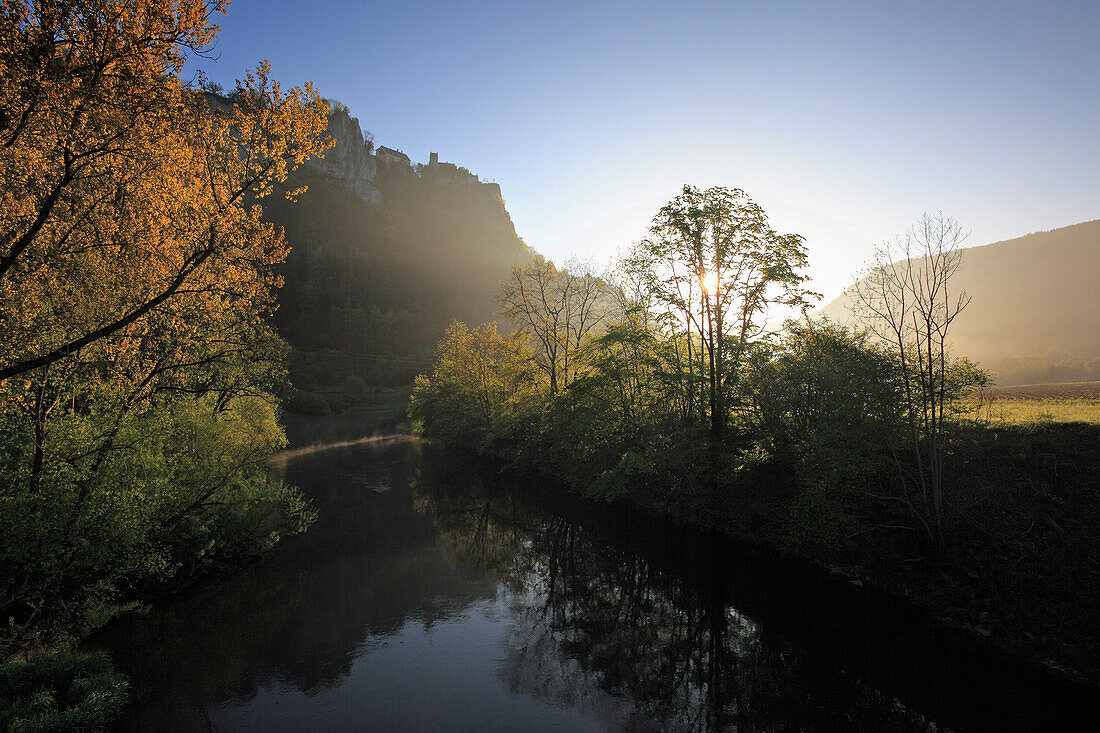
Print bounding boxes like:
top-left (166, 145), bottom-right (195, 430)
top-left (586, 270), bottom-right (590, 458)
top-left (88, 438), bottom-right (1100, 730)
top-left (434, 416), bottom-right (1100, 686)
top-left (278, 417), bottom-right (1100, 686)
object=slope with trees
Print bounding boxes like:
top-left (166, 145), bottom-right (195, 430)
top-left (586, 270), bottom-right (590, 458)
top-left (0, 0), bottom-right (328, 723)
top-left (821, 219), bottom-right (1100, 385)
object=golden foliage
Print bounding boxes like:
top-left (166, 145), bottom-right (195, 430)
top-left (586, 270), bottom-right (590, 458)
top-left (0, 0), bottom-right (329, 647)
top-left (0, 0), bottom-right (331, 396)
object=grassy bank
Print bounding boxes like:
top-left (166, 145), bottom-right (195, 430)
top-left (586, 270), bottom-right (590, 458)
top-left (0, 651), bottom-right (128, 732)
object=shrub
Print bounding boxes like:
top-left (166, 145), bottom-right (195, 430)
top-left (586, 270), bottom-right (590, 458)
top-left (284, 389), bottom-right (331, 415)
top-left (0, 650), bottom-right (128, 732)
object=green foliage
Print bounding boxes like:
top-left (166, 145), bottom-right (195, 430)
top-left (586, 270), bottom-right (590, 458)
top-left (623, 185), bottom-right (817, 438)
top-left (411, 307), bottom-right (991, 555)
top-left (742, 319), bottom-right (992, 553)
top-left (0, 396), bottom-right (313, 647)
top-left (408, 322), bottom-right (539, 448)
top-left (745, 320), bottom-right (901, 451)
top-left (341, 375), bottom-right (372, 405)
top-left (585, 451), bottom-right (658, 502)
top-left (745, 321), bottom-right (898, 551)
top-left (284, 388), bottom-right (332, 415)
top-left (0, 650), bottom-right (128, 732)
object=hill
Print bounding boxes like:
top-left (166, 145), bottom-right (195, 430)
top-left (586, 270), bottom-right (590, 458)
top-left (259, 105), bottom-right (533, 401)
top-left (819, 220), bottom-right (1100, 385)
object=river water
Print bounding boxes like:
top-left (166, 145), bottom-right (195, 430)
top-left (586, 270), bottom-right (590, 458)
top-left (91, 430), bottom-right (1097, 731)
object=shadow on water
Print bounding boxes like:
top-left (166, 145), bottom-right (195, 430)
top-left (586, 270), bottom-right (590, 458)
top-left (89, 434), bottom-right (1099, 731)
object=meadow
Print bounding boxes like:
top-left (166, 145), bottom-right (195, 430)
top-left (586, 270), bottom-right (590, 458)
top-left (980, 381), bottom-right (1100, 425)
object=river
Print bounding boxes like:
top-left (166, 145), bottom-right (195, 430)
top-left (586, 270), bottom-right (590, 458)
top-left (90, 425), bottom-right (1098, 731)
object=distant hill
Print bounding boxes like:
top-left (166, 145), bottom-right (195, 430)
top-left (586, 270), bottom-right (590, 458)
top-left (260, 105), bottom-right (533, 396)
top-left (818, 220), bottom-right (1100, 385)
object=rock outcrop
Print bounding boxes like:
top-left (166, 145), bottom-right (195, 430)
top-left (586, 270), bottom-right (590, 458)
top-left (203, 92), bottom-right (383, 207)
top-left (306, 107), bottom-right (383, 207)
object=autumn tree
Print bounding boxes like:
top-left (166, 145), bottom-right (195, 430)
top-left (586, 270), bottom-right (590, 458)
top-left (0, 0), bottom-right (329, 480)
top-left (0, 3), bottom-right (329, 383)
top-left (0, 0), bottom-right (329, 645)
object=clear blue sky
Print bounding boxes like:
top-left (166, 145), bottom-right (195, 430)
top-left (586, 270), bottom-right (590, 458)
top-left (189, 0), bottom-right (1100, 302)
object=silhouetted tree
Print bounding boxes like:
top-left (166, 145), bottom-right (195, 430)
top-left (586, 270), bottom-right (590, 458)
top-left (852, 212), bottom-right (980, 547)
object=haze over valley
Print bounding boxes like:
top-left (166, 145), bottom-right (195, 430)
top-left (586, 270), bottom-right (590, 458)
top-left (2, 2), bottom-right (1098, 730)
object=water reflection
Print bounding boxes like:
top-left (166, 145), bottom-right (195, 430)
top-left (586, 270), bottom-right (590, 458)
top-left (91, 440), bottom-right (1097, 731)
top-left (411, 453), bottom-right (940, 732)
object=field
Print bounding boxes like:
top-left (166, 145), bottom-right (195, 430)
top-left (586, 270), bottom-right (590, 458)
top-left (972, 381), bottom-right (1100, 425)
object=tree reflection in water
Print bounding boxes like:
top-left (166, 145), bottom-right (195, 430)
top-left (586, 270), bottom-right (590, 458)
top-left (412, 449), bottom-right (938, 732)
top-left (91, 441), bottom-right (1090, 731)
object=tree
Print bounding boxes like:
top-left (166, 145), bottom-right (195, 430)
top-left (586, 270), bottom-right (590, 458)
top-left (625, 186), bottom-right (816, 438)
top-left (745, 319), bottom-right (900, 450)
top-left (408, 321), bottom-right (537, 444)
top-left (0, 1), bottom-right (329, 382)
top-left (0, 0), bottom-right (330, 488)
top-left (495, 255), bottom-right (607, 395)
top-left (0, 0), bottom-right (329, 645)
top-left (851, 212), bottom-right (981, 547)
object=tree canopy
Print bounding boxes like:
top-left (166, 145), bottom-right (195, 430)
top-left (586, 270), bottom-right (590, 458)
top-left (623, 185), bottom-right (817, 437)
top-left (0, 0), bottom-right (328, 651)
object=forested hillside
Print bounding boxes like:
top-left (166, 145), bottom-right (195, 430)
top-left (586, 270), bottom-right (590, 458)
top-left (820, 220), bottom-right (1100, 384)
top-left (259, 110), bottom-right (532, 399)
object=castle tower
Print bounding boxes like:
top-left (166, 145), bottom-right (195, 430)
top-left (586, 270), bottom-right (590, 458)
top-left (429, 151), bottom-right (438, 166)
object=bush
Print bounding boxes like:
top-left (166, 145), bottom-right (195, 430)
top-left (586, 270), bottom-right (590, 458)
top-left (0, 396), bottom-right (314, 646)
top-left (0, 650), bottom-right (128, 732)
top-left (340, 375), bottom-right (372, 409)
top-left (284, 389), bottom-right (331, 415)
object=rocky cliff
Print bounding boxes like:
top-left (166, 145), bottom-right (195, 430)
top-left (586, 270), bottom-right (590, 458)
top-left (261, 100), bottom-right (532, 389)
top-left (306, 107), bottom-right (382, 206)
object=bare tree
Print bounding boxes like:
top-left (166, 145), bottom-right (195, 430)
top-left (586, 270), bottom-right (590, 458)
top-left (495, 255), bottom-right (608, 395)
top-left (852, 212), bottom-right (972, 547)
top-left (559, 256), bottom-right (608, 384)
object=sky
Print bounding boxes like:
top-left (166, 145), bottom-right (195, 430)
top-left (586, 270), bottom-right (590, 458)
top-left (187, 0), bottom-right (1100, 303)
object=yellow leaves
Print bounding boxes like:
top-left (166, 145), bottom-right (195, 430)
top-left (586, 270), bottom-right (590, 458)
top-left (205, 60), bottom-right (332, 204)
top-left (0, 1), bottom-right (328, 392)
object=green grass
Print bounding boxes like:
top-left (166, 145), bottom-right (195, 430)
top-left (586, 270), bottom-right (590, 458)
top-left (0, 650), bottom-right (128, 732)
top-left (997, 398), bottom-right (1100, 425)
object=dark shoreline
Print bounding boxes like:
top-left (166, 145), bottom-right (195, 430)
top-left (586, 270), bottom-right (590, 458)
top-left (430, 442), bottom-right (1100, 730)
top-left (444, 436), bottom-right (1100, 687)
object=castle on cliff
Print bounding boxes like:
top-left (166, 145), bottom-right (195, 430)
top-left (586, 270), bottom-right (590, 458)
top-left (204, 91), bottom-right (494, 208)
top-left (300, 104), bottom-right (497, 207)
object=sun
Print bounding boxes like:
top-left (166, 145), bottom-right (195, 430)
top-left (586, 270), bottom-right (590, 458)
top-left (700, 270), bottom-right (719, 293)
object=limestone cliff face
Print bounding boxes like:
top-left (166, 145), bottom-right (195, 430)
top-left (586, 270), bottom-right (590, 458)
top-left (307, 108), bottom-right (383, 207)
